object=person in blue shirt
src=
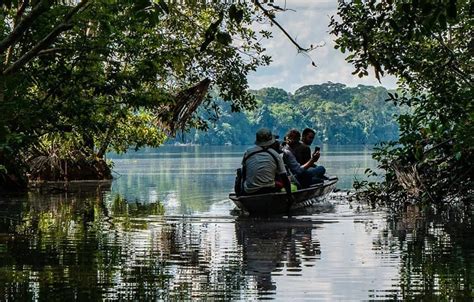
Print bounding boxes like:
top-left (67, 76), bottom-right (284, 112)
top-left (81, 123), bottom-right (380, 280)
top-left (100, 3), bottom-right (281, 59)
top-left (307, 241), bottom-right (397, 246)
top-left (282, 129), bottom-right (326, 188)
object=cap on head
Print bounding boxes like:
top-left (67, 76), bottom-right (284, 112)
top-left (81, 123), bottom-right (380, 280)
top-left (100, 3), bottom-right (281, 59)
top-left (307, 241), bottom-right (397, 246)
top-left (255, 128), bottom-right (277, 147)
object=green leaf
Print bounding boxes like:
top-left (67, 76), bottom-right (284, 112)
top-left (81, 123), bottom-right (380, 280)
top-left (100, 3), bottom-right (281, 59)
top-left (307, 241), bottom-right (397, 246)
top-left (455, 152), bottom-right (462, 161)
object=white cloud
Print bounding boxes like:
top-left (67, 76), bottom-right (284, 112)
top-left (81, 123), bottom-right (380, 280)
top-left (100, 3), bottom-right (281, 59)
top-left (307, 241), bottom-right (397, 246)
top-left (247, 1), bottom-right (398, 92)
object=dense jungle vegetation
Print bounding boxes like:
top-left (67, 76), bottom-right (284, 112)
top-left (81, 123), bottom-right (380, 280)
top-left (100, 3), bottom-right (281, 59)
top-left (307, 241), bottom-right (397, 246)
top-left (0, 0), bottom-right (272, 189)
top-left (169, 82), bottom-right (401, 146)
top-left (331, 0), bottom-right (473, 209)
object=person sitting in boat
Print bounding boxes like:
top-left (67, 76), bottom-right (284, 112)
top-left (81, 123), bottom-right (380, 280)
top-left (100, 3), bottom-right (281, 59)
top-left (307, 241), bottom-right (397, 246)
top-left (293, 128), bottom-right (316, 165)
top-left (241, 128), bottom-right (293, 200)
top-left (282, 128), bottom-right (326, 188)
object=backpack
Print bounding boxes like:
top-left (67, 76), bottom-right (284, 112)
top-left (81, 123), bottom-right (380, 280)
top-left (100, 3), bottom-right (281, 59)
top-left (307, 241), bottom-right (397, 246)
top-left (234, 147), bottom-right (280, 196)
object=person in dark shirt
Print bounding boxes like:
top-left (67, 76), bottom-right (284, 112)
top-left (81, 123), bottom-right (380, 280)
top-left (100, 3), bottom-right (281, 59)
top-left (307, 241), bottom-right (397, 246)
top-left (293, 128), bottom-right (316, 165)
top-left (282, 129), bottom-right (326, 188)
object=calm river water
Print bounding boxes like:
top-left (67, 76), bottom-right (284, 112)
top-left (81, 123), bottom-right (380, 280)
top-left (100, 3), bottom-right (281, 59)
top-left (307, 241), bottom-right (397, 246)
top-left (0, 145), bottom-right (472, 301)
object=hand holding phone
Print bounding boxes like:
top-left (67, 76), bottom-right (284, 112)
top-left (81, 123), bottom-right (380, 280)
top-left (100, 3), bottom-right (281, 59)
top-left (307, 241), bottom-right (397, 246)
top-left (311, 146), bottom-right (321, 162)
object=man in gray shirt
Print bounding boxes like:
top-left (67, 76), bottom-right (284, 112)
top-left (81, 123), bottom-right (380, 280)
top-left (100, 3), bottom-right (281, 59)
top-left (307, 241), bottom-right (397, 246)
top-left (242, 128), bottom-right (293, 200)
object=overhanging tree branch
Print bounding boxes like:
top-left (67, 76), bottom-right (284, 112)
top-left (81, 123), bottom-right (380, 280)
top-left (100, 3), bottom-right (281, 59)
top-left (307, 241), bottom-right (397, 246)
top-left (4, 0), bottom-right (30, 65)
top-left (0, 0), bottom-right (50, 54)
top-left (432, 33), bottom-right (474, 87)
top-left (253, 0), bottom-right (317, 53)
top-left (3, 0), bottom-right (91, 76)
top-left (252, 0), bottom-right (324, 67)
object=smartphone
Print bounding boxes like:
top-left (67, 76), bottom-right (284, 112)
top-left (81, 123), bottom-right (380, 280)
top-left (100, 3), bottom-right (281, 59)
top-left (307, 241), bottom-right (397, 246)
top-left (314, 146), bottom-right (320, 152)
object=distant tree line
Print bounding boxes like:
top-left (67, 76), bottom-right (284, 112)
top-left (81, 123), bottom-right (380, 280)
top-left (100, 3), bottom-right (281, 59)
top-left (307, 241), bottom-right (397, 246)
top-left (170, 82), bottom-right (401, 145)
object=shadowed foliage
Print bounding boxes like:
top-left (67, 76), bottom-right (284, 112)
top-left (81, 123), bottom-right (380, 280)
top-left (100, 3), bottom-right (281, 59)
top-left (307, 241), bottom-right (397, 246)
top-left (0, 1), bottom-right (273, 188)
top-left (331, 0), bottom-right (473, 210)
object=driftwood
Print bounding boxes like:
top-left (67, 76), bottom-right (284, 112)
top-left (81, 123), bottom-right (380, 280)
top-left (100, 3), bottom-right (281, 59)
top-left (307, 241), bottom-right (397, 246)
top-left (391, 162), bottom-right (423, 197)
top-left (156, 78), bottom-right (211, 135)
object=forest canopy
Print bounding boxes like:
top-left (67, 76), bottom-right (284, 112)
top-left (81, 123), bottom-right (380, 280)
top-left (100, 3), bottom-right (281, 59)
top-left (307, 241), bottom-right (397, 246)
top-left (170, 83), bottom-right (401, 146)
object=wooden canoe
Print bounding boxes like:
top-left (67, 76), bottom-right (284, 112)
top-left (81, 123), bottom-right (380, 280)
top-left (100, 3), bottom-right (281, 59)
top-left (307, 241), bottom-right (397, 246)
top-left (229, 176), bottom-right (338, 215)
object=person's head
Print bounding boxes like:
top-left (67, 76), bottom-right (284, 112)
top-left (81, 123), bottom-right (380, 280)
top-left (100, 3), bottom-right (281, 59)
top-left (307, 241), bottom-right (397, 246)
top-left (269, 139), bottom-right (283, 153)
top-left (285, 129), bottom-right (301, 147)
top-left (255, 128), bottom-right (278, 148)
top-left (302, 128), bottom-right (316, 145)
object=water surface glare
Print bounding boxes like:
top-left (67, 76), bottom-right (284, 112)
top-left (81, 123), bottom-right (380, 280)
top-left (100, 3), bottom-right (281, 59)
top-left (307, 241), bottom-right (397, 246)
top-left (0, 145), bottom-right (472, 300)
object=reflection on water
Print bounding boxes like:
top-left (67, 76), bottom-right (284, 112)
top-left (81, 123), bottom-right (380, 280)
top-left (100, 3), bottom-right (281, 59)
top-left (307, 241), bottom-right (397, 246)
top-left (107, 145), bottom-right (377, 215)
top-left (236, 218), bottom-right (323, 294)
top-left (0, 146), bottom-right (472, 300)
top-left (380, 208), bottom-right (473, 300)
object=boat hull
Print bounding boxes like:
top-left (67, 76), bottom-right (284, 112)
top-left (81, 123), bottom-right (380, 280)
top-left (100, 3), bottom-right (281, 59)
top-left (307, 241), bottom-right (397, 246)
top-left (229, 177), bottom-right (338, 215)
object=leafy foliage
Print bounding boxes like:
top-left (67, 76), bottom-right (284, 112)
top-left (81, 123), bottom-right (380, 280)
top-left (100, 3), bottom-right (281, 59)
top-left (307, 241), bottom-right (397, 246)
top-left (331, 0), bottom-right (473, 209)
top-left (0, 1), bottom-right (271, 186)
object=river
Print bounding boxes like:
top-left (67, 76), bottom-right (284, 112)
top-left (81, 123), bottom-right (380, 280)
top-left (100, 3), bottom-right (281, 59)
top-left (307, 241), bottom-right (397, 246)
top-left (0, 145), bottom-right (472, 300)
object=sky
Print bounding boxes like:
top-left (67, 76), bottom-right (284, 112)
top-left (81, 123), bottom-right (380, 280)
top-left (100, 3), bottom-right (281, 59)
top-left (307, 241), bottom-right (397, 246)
top-left (247, 0), bottom-right (398, 93)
